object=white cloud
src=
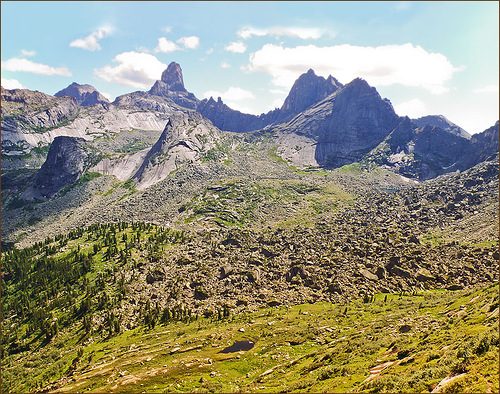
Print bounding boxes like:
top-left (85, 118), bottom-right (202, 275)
top-left (155, 36), bottom-right (200, 52)
top-left (225, 41), bottom-right (247, 53)
top-left (1, 57), bottom-right (71, 76)
top-left (394, 98), bottom-right (427, 118)
top-left (474, 84), bottom-right (499, 94)
top-left (177, 36), bottom-right (200, 49)
top-left (155, 37), bottom-right (179, 53)
top-left (1, 77), bottom-right (25, 89)
top-left (238, 26), bottom-right (326, 40)
top-left (203, 86), bottom-right (257, 113)
top-left (20, 49), bottom-right (36, 57)
top-left (220, 62), bottom-right (231, 69)
top-left (247, 43), bottom-right (461, 94)
top-left (94, 51), bottom-right (166, 89)
top-left (70, 26), bottom-right (113, 51)
top-left (206, 48), bottom-right (214, 55)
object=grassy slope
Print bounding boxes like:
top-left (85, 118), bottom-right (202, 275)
top-left (3, 283), bottom-right (498, 393)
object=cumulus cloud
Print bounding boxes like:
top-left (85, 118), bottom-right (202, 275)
top-left (1, 57), bottom-right (71, 76)
top-left (246, 43), bottom-right (461, 94)
top-left (220, 62), bottom-right (231, 69)
top-left (95, 51), bottom-right (166, 89)
top-left (177, 36), bottom-right (200, 49)
top-left (20, 49), bottom-right (36, 57)
top-left (155, 37), bottom-right (179, 53)
top-left (1, 77), bottom-right (25, 89)
top-left (225, 41), bottom-right (247, 53)
top-left (238, 26), bottom-right (326, 40)
top-left (70, 26), bottom-right (113, 51)
top-left (394, 98), bottom-right (427, 118)
top-left (203, 86), bottom-right (256, 113)
top-left (155, 36), bottom-right (200, 53)
top-left (474, 84), bottom-right (499, 94)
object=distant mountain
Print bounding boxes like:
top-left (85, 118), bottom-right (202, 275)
top-left (197, 69), bottom-right (343, 132)
top-left (197, 96), bottom-right (282, 132)
top-left (55, 82), bottom-right (109, 107)
top-left (413, 115), bottom-right (471, 139)
top-left (366, 118), bottom-right (499, 180)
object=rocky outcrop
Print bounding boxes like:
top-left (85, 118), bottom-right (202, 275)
top-left (55, 82), bottom-right (110, 107)
top-left (132, 111), bottom-right (221, 189)
top-left (148, 62), bottom-right (199, 109)
top-left (23, 136), bottom-right (96, 199)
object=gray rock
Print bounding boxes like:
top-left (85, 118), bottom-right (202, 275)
top-left (413, 115), bottom-right (470, 139)
top-left (23, 136), bottom-right (96, 199)
top-left (55, 82), bottom-right (109, 107)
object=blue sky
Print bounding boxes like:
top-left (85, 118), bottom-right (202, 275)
top-left (1, 1), bottom-right (498, 133)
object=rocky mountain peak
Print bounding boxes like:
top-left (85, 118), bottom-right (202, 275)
top-left (55, 82), bottom-right (109, 107)
top-left (343, 77), bottom-right (372, 91)
top-left (280, 69), bottom-right (343, 117)
top-left (326, 75), bottom-right (343, 89)
top-left (160, 62), bottom-right (186, 92)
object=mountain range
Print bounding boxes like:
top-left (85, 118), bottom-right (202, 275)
top-left (2, 62), bottom-right (498, 195)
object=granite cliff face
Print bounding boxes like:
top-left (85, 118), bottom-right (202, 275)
top-left (274, 78), bottom-right (399, 168)
top-left (23, 136), bottom-right (96, 199)
top-left (148, 62), bottom-right (199, 109)
top-left (55, 82), bottom-right (110, 107)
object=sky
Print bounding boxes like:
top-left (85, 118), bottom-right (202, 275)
top-left (1, 1), bottom-right (498, 134)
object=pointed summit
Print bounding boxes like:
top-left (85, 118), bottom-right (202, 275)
top-left (148, 62), bottom-right (198, 108)
top-left (280, 69), bottom-right (343, 116)
top-left (160, 62), bottom-right (186, 92)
